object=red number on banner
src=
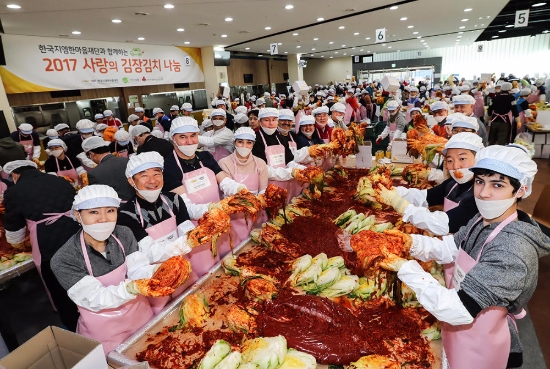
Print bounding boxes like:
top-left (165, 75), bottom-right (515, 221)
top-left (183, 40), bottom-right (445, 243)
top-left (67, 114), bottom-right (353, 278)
top-left (43, 58), bottom-right (53, 72)
top-left (53, 58), bottom-right (63, 71)
top-left (43, 58), bottom-right (78, 72)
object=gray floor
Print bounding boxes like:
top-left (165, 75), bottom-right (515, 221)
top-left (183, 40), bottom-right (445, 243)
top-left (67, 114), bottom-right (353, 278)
top-left (518, 309), bottom-right (548, 369)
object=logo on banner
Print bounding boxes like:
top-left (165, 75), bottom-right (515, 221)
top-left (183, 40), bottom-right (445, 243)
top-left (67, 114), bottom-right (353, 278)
top-left (130, 48), bottom-right (144, 57)
top-left (122, 77), bottom-right (129, 83)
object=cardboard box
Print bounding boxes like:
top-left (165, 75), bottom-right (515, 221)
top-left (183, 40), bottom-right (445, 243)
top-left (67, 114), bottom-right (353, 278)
top-left (292, 81), bottom-right (309, 96)
top-left (480, 73), bottom-right (493, 83)
top-left (391, 138), bottom-right (414, 164)
top-left (0, 326), bottom-right (107, 369)
top-left (355, 144), bottom-right (373, 168)
top-left (381, 76), bottom-right (400, 93)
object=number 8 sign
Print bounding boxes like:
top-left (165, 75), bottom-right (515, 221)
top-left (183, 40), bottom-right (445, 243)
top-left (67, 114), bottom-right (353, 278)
top-left (184, 56), bottom-right (191, 66)
top-left (375, 28), bottom-right (386, 43)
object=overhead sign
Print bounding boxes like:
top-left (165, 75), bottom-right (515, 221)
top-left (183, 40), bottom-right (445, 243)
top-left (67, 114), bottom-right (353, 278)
top-left (270, 43), bottom-right (279, 55)
top-left (515, 9), bottom-right (529, 28)
top-left (0, 34), bottom-right (204, 94)
top-left (375, 28), bottom-right (386, 43)
top-left (477, 45), bottom-right (484, 52)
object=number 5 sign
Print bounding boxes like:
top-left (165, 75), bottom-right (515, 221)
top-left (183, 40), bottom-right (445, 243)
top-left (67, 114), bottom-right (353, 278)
top-left (375, 28), bottom-right (386, 43)
top-left (515, 9), bottom-right (529, 28)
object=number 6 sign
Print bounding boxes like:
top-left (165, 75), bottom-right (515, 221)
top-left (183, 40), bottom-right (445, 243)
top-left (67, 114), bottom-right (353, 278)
top-left (375, 28), bottom-right (386, 43)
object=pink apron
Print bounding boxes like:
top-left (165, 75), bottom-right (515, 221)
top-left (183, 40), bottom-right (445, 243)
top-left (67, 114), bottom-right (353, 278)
top-left (19, 133), bottom-right (34, 160)
top-left (173, 151), bottom-right (222, 276)
top-left (259, 130), bottom-right (305, 201)
top-left (315, 127), bottom-right (330, 144)
top-left (406, 102), bottom-right (414, 122)
top-left (527, 92), bottom-right (540, 104)
top-left (473, 91), bottom-right (485, 118)
top-left (76, 232), bottom-right (153, 355)
top-left (55, 155), bottom-right (80, 187)
top-left (490, 111), bottom-right (514, 142)
top-left (294, 110), bottom-right (304, 134)
top-left (442, 212), bottom-right (523, 369)
top-left (114, 142), bottom-right (129, 158)
top-left (208, 145), bottom-right (232, 162)
top-left (135, 195), bottom-right (199, 314)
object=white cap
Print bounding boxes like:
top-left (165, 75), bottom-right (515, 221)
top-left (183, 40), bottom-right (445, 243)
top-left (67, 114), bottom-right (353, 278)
top-left (501, 82), bottom-right (513, 91)
top-left (94, 113), bottom-right (104, 120)
top-left (234, 98), bottom-right (240, 102)
top-left (131, 125), bottom-right (151, 137)
top-left (215, 99), bottom-right (227, 107)
top-left (128, 114), bottom-right (139, 123)
top-left (18, 123), bottom-right (33, 134)
top-left (114, 130), bottom-right (130, 143)
top-left (169, 105), bottom-right (179, 111)
top-left (409, 87), bottom-right (419, 93)
top-left (316, 91), bottom-right (325, 97)
top-left (452, 95), bottom-right (476, 105)
top-left (134, 107), bottom-right (145, 113)
top-left (430, 101), bottom-right (449, 112)
top-left (103, 110), bottom-right (113, 117)
top-left (326, 96), bottom-right (334, 101)
top-left (386, 100), bottom-right (400, 111)
top-left (54, 123), bottom-right (70, 131)
top-left (47, 138), bottom-right (67, 151)
top-left (312, 106), bottom-right (329, 115)
top-left (125, 151), bottom-right (164, 178)
top-left (347, 88), bottom-right (355, 93)
top-left (410, 107), bottom-right (422, 114)
top-left (472, 145), bottom-right (537, 198)
top-left (73, 184), bottom-right (121, 211)
top-left (530, 85), bottom-right (538, 92)
top-left (234, 113), bottom-right (249, 125)
top-left (433, 84), bottom-right (441, 91)
top-left (299, 115), bottom-right (316, 126)
top-left (234, 127), bottom-right (256, 141)
top-left (511, 88), bottom-right (520, 94)
top-left (3, 160), bottom-right (37, 174)
top-left (170, 116), bottom-right (200, 136)
top-left (151, 129), bottom-right (164, 138)
top-left (202, 119), bottom-right (213, 128)
top-left (82, 136), bottom-right (110, 152)
top-left (264, 92), bottom-right (270, 97)
top-left (235, 106), bottom-right (247, 115)
top-left (46, 129), bottom-right (58, 138)
top-left (443, 132), bottom-right (483, 155)
top-left (76, 119), bottom-right (95, 133)
top-left (256, 98), bottom-right (266, 106)
top-left (452, 115), bottom-right (479, 131)
top-left (153, 107), bottom-right (164, 115)
top-left (443, 86), bottom-right (452, 91)
top-left (420, 86), bottom-right (427, 91)
top-left (520, 88), bottom-right (531, 96)
top-left (330, 102), bottom-right (346, 113)
top-left (95, 123), bottom-right (108, 132)
top-left (459, 85), bottom-right (470, 92)
top-left (258, 108), bottom-right (279, 119)
top-left (211, 109), bottom-right (226, 118)
top-left (181, 102), bottom-right (193, 112)
top-left (279, 109), bottom-right (294, 121)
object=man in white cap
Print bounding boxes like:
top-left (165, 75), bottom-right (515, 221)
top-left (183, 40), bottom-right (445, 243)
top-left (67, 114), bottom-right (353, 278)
top-left (110, 130), bottom-right (134, 158)
top-left (3, 159), bottom-right (80, 331)
top-left (264, 92), bottom-right (273, 108)
top-left (94, 113), bottom-right (104, 124)
top-left (452, 95), bottom-right (488, 146)
top-left (134, 107), bottom-right (152, 127)
top-left (430, 101), bottom-right (450, 138)
top-left (233, 114), bottom-right (248, 130)
top-left (277, 109), bottom-right (298, 151)
top-left (235, 105), bottom-right (248, 115)
top-left (103, 110), bottom-right (122, 129)
top-left (153, 108), bottom-right (171, 137)
top-left (405, 86), bottom-right (423, 121)
top-left (10, 123), bottom-right (41, 162)
top-left (389, 145), bottom-right (549, 369)
top-left (252, 108), bottom-right (294, 167)
top-left (487, 82), bottom-right (518, 145)
top-left (330, 102), bottom-right (347, 130)
top-left (255, 97), bottom-right (266, 110)
top-left (169, 105), bottom-right (180, 121)
top-left (43, 128), bottom-right (60, 148)
top-left (82, 136), bottom-right (134, 201)
top-left (127, 114), bottom-right (140, 144)
top-left (516, 88), bottom-right (534, 129)
top-left (312, 106), bottom-right (332, 143)
top-left (54, 123), bottom-right (71, 138)
top-left (215, 99), bottom-right (235, 130)
top-left (132, 125), bottom-right (173, 158)
top-left (63, 119), bottom-right (97, 172)
top-left (376, 100), bottom-right (407, 145)
top-left (197, 109), bottom-right (234, 161)
top-left (94, 123), bottom-right (108, 138)
top-left (181, 103), bottom-right (193, 117)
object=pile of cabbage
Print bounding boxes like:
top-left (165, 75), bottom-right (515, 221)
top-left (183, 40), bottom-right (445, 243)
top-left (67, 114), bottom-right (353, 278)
top-left (334, 209), bottom-right (393, 235)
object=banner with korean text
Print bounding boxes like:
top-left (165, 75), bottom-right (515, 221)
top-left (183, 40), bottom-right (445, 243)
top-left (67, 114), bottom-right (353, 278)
top-left (0, 34), bottom-right (205, 94)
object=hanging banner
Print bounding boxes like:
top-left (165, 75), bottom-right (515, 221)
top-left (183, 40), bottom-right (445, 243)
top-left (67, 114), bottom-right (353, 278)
top-left (0, 34), bottom-right (205, 94)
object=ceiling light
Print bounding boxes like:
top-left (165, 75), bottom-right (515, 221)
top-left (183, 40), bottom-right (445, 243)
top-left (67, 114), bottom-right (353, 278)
top-left (457, 35), bottom-right (462, 38)
top-left (499, 30), bottom-right (506, 33)
top-left (285, 4), bottom-right (294, 9)
top-left (390, 6), bottom-right (398, 10)
top-left (531, 35), bottom-right (536, 38)
top-left (265, 26), bottom-right (271, 30)
top-left (284, 51), bottom-right (289, 54)
top-left (112, 19), bottom-right (122, 23)
top-left (360, 49), bottom-right (364, 51)
top-left (329, 41), bottom-right (334, 44)
top-left (532, 2), bottom-right (546, 7)
top-left (464, 8), bottom-right (472, 11)
top-left (72, 31), bottom-right (81, 35)
top-left (277, 42), bottom-right (282, 45)
top-left (6, 4), bottom-right (21, 9)
top-left (293, 33), bottom-right (298, 36)
top-left (400, 17), bottom-right (407, 21)
top-left (258, 54), bottom-right (263, 56)
top-left (313, 38), bottom-right (319, 40)
top-left (481, 24), bottom-right (485, 26)
top-left (335, 51), bottom-right (338, 54)
top-left (343, 53), bottom-right (347, 55)
top-left (184, 41), bottom-right (190, 44)
top-left (413, 31), bottom-right (418, 34)
top-left (459, 26), bottom-right (465, 29)
top-left (137, 37), bottom-right (145, 40)
top-left (382, 43), bottom-right (386, 46)
top-left (352, 47), bottom-right (355, 49)
top-left (317, 17), bottom-right (324, 21)
top-left (321, 55), bottom-right (324, 57)
top-left (506, 24), bottom-right (513, 28)
top-left (367, 50), bottom-right (370, 52)
top-left (312, 48), bottom-right (316, 50)
top-left (245, 47), bottom-right (250, 50)
top-left (458, 31), bottom-right (464, 34)
top-left (164, 4), bottom-right (174, 9)
top-left (225, 17), bottom-right (233, 22)
top-left (388, 46), bottom-right (392, 48)
top-left (420, 39), bottom-right (424, 42)
top-left (408, 25), bottom-right (414, 28)
top-left (266, 49), bottom-right (270, 52)
top-left (492, 36), bottom-right (499, 38)
top-left (339, 26), bottom-right (345, 29)
top-left (221, 34), bottom-right (227, 38)
top-left (365, 37), bottom-right (371, 40)
top-left (330, 57), bottom-right (333, 58)
top-left (461, 19), bottom-right (469, 22)
top-left (342, 44), bottom-right (346, 47)
top-left (417, 36), bottom-right (421, 38)
top-left (177, 28), bottom-right (184, 32)
top-left (354, 32), bottom-right (359, 35)
top-left (479, 16), bottom-right (490, 19)
top-left (296, 45), bottom-right (301, 48)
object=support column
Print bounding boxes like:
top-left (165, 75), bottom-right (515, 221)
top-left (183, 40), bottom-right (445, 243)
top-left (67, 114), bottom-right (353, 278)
top-left (0, 75), bottom-right (17, 133)
top-left (201, 47), bottom-right (228, 106)
top-left (287, 54), bottom-right (303, 83)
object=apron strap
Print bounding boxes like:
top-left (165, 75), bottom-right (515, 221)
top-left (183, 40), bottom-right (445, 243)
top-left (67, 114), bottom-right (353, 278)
top-left (37, 211), bottom-right (72, 225)
top-left (55, 156), bottom-right (61, 172)
top-left (232, 154), bottom-right (259, 175)
top-left (80, 231), bottom-right (125, 276)
top-left (447, 183), bottom-right (459, 198)
top-left (135, 194), bottom-right (175, 228)
top-left (475, 211), bottom-right (517, 262)
top-left (173, 150), bottom-right (185, 178)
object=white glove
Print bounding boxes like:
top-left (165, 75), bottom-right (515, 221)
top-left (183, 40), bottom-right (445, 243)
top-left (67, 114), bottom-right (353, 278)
top-left (379, 126), bottom-right (390, 140)
top-left (409, 234), bottom-right (459, 264)
top-left (429, 168), bottom-right (444, 184)
top-left (67, 275), bottom-right (137, 312)
top-left (394, 129), bottom-right (405, 140)
top-left (292, 147), bottom-right (313, 164)
top-left (402, 204), bottom-right (450, 236)
top-left (177, 220), bottom-right (195, 237)
top-left (396, 187), bottom-right (428, 207)
top-left (219, 176), bottom-right (247, 197)
top-left (75, 166), bottom-right (86, 176)
top-left (138, 234), bottom-right (193, 264)
top-left (127, 250), bottom-right (158, 280)
top-left (524, 109), bottom-right (532, 118)
top-left (76, 152), bottom-right (96, 170)
top-left (287, 161), bottom-right (307, 170)
top-left (267, 165), bottom-right (293, 181)
top-left (179, 193), bottom-right (209, 220)
top-left (32, 145), bottom-right (41, 160)
top-left (398, 260), bottom-right (474, 326)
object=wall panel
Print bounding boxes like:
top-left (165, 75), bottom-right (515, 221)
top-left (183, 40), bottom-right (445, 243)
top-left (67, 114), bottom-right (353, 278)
top-left (227, 58), bottom-right (269, 86)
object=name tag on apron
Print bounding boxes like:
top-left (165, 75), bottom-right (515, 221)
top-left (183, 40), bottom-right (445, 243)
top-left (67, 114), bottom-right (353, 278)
top-left (184, 173), bottom-right (212, 194)
top-left (157, 230), bottom-right (177, 244)
top-left (269, 153), bottom-right (285, 166)
top-left (452, 262), bottom-right (467, 291)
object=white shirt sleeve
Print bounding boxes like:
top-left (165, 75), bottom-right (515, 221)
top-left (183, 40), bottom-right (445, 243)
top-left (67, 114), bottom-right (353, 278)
top-left (126, 251), bottom-right (157, 280)
top-left (76, 152), bottom-right (96, 169)
top-left (396, 187), bottom-right (428, 207)
top-left (198, 129), bottom-right (234, 149)
top-left (6, 227), bottom-right (26, 244)
top-left (378, 125), bottom-right (390, 140)
top-left (67, 275), bottom-right (136, 312)
top-left (33, 146), bottom-right (41, 159)
top-left (292, 147), bottom-right (314, 164)
top-left (137, 235), bottom-right (192, 264)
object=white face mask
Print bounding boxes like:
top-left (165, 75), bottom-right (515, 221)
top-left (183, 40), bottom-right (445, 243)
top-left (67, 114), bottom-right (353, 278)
top-left (434, 116), bottom-right (446, 123)
top-left (81, 221), bottom-right (116, 241)
top-left (51, 149), bottom-right (64, 157)
top-left (278, 127), bottom-right (290, 135)
top-left (449, 168), bottom-right (474, 184)
top-left (212, 119), bottom-right (225, 127)
top-left (261, 126), bottom-right (277, 135)
top-left (335, 115), bottom-right (344, 123)
top-left (118, 140), bottom-right (130, 146)
top-left (235, 147), bottom-right (252, 158)
top-left (302, 131), bottom-right (314, 138)
top-left (177, 143), bottom-right (198, 157)
top-left (474, 196), bottom-right (517, 220)
top-left (137, 188), bottom-right (162, 203)
top-left (316, 122), bottom-right (327, 128)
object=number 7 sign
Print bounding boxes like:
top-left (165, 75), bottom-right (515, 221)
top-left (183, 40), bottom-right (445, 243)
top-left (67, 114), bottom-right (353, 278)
top-left (270, 43), bottom-right (279, 55)
top-left (375, 28), bottom-right (386, 43)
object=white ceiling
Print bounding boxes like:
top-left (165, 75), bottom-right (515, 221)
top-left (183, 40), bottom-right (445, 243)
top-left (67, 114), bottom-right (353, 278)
top-left (0, 0), bottom-right (509, 59)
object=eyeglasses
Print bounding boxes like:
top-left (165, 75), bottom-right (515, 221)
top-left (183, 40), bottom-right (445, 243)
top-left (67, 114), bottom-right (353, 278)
top-left (451, 128), bottom-right (474, 134)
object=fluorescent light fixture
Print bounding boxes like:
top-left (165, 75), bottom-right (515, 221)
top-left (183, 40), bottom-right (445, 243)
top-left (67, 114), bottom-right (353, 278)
top-left (532, 2), bottom-right (546, 7)
top-left (400, 17), bottom-right (407, 21)
top-left (390, 6), bottom-right (398, 10)
top-left (285, 4), bottom-right (294, 9)
top-left (408, 25), bottom-right (414, 28)
top-left (164, 4), bottom-right (174, 9)
top-left (317, 17), bottom-right (324, 21)
top-left (225, 17), bottom-right (233, 22)
top-left (464, 8), bottom-right (472, 12)
top-left (184, 41), bottom-right (190, 44)
top-left (354, 32), bottom-right (359, 35)
top-left (492, 35), bottom-right (499, 38)
top-left (339, 26), bottom-right (345, 29)
top-left (459, 26), bottom-right (465, 29)
top-left (329, 41), bottom-right (334, 44)
top-left (313, 37), bottom-right (319, 40)
top-left (6, 4), bottom-right (21, 9)
top-left (221, 34), bottom-right (227, 38)
top-left (137, 37), bottom-right (145, 40)
top-left (245, 47), bottom-right (250, 50)
top-left (112, 19), bottom-right (122, 23)
top-left (72, 31), bottom-right (81, 35)
top-left (461, 19), bottom-right (468, 22)
top-left (177, 28), bottom-right (184, 32)
top-left (293, 33), bottom-right (298, 36)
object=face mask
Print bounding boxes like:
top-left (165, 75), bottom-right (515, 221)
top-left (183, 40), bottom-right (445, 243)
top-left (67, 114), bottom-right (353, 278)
top-left (118, 140), bottom-right (130, 146)
top-left (51, 149), bottom-right (64, 158)
top-left (278, 127), bottom-right (290, 135)
top-left (236, 147), bottom-right (252, 157)
top-left (177, 143), bottom-right (198, 156)
top-left (434, 116), bottom-right (446, 123)
top-left (449, 168), bottom-right (474, 184)
top-left (474, 196), bottom-right (517, 220)
top-left (212, 119), bottom-right (225, 127)
top-left (335, 115), bottom-right (344, 123)
top-left (138, 188), bottom-right (162, 203)
top-left (261, 126), bottom-right (277, 135)
top-left (316, 122), bottom-right (327, 128)
top-left (81, 221), bottom-right (116, 241)
top-left (303, 131), bottom-right (313, 138)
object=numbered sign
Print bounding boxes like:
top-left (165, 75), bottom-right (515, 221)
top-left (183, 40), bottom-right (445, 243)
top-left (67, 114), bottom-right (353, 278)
top-left (477, 45), bottom-right (483, 52)
top-left (515, 9), bottom-right (529, 28)
top-left (375, 28), bottom-right (386, 43)
top-left (354, 56), bottom-right (359, 63)
top-left (184, 56), bottom-right (191, 66)
top-left (270, 43), bottom-right (279, 55)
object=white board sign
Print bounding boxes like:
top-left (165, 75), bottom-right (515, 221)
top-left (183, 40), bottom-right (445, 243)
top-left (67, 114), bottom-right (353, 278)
top-left (270, 43), bottom-right (279, 55)
top-left (375, 28), bottom-right (386, 43)
top-left (515, 10), bottom-right (529, 28)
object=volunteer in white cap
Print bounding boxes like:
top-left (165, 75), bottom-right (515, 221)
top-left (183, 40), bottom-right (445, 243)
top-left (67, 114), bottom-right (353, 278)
top-left (64, 119), bottom-right (97, 172)
top-left (218, 127), bottom-right (269, 249)
top-left (389, 145), bottom-right (549, 369)
top-left (330, 103), bottom-right (348, 130)
top-left (152, 108), bottom-right (171, 138)
top-left (405, 86), bottom-right (423, 122)
top-left (235, 105), bottom-right (248, 115)
top-left (214, 99), bottom-right (235, 130)
top-left (311, 106), bottom-right (332, 143)
top-left (4, 159), bottom-right (80, 332)
top-left (197, 109), bottom-right (234, 161)
top-left (296, 114), bottom-right (324, 149)
top-left (43, 128), bottom-right (59, 150)
top-left (134, 107), bottom-right (152, 127)
top-left (110, 129), bottom-right (134, 158)
top-left (10, 123), bottom-right (41, 162)
top-left (201, 118), bottom-right (214, 134)
top-left (127, 114), bottom-right (140, 146)
top-left (233, 113), bottom-right (249, 130)
top-left (452, 95), bottom-right (488, 146)
top-left (377, 132), bottom-right (483, 236)
top-left (430, 101), bottom-right (450, 138)
top-left (277, 109), bottom-right (298, 152)
top-left (94, 113), bottom-right (104, 124)
top-left (376, 100), bottom-right (407, 145)
top-left (516, 88), bottom-right (533, 129)
top-left (169, 105), bottom-right (180, 121)
top-left (51, 185), bottom-right (166, 354)
top-left (181, 102), bottom-right (193, 117)
top-left (488, 82), bottom-right (519, 145)
top-left (94, 123), bottom-right (108, 138)
top-left (103, 110), bottom-right (122, 129)
top-left (54, 123), bottom-right (71, 137)
top-left (255, 97), bottom-right (266, 109)
top-left (450, 114), bottom-right (479, 135)
top-left (44, 139), bottom-right (88, 187)
top-left (118, 152), bottom-right (199, 313)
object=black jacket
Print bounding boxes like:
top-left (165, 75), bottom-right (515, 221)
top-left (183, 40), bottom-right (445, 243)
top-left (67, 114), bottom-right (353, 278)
top-left (295, 130), bottom-right (324, 149)
top-left (136, 135), bottom-right (175, 159)
top-left (252, 129), bottom-right (294, 165)
top-left (488, 92), bottom-right (518, 121)
top-left (88, 154), bottom-right (135, 201)
top-left (0, 137), bottom-right (26, 166)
